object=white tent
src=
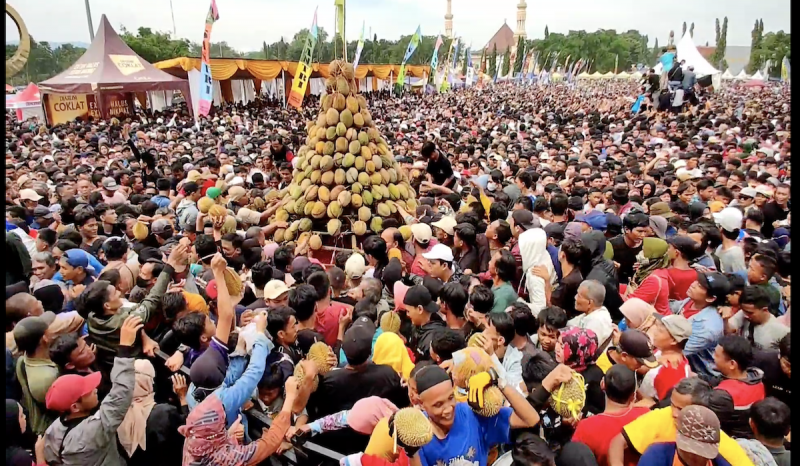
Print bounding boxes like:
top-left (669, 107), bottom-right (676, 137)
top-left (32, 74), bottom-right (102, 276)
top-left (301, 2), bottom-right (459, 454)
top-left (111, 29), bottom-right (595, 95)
top-left (602, 71), bottom-right (616, 78)
top-left (589, 71), bottom-right (603, 79)
top-left (577, 71), bottom-right (591, 79)
top-left (734, 70), bottom-right (750, 80)
top-left (653, 32), bottom-right (719, 77)
top-left (750, 70), bottom-right (765, 81)
top-left (721, 69), bottom-right (735, 80)
top-left (617, 71), bottom-right (630, 79)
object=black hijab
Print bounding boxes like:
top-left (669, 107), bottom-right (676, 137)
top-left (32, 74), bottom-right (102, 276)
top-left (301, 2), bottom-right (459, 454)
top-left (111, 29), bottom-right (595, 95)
top-left (6, 400), bottom-right (33, 466)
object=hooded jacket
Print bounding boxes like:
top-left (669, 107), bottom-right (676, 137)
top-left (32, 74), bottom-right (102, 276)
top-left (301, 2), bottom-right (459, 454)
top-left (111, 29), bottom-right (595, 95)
top-left (518, 228), bottom-right (556, 315)
top-left (176, 198), bottom-right (199, 231)
top-left (580, 231), bottom-right (624, 320)
top-left (716, 367), bottom-right (766, 439)
top-left (409, 313), bottom-right (446, 362)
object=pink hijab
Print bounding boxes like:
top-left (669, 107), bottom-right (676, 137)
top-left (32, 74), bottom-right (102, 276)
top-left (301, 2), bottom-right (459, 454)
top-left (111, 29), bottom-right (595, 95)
top-left (347, 397), bottom-right (399, 435)
top-left (394, 282), bottom-right (410, 312)
top-left (178, 395), bottom-right (257, 466)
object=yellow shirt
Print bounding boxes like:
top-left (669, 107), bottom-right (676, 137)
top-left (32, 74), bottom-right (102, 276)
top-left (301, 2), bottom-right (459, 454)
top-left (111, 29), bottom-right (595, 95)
top-left (364, 417), bottom-right (396, 461)
top-left (596, 350), bottom-right (613, 374)
top-left (623, 407), bottom-right (754, 466)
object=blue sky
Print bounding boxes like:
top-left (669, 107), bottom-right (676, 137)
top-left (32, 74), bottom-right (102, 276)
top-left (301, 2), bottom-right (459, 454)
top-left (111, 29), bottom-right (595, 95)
top-left (6, 0), bottom-right (791, 52)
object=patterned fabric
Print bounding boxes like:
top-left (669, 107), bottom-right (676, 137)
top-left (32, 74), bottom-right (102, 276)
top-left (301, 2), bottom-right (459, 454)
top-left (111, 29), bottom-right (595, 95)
top-left (178, 394), bottom-right (257, 466)
top-left (559, 327), bottom-right (599, 372)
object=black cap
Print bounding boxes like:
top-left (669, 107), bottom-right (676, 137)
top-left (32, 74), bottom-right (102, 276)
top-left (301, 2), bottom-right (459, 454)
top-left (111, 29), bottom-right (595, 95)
top-left (668, 236), bottom-right (701, 261)
top-left (697, 272), bottom-right (731, 303)
top-left (618, 329), bottom-right (658, 368)
top-left (12, 313), bottom-right (56, 354)
top-left (511, 210), bottom-right (538, 231)
top-left (33, 205), bottom-right (53, 219)
top-left (544, 222), bottom-right (565, 242)
top-left (342, 317), bottom-right (376, 365)
top-left (404, 285), bottom-right (440, 314)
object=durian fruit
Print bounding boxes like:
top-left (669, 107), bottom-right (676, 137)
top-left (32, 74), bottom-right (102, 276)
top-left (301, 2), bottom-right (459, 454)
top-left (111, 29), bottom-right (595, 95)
top-left (471, 386), bottom-right (506, 417)
top-left (309, 234), bottom-right (323, 250)
top-left (451, 347), bottom-right (494, 390)
top-left (222, 267), bottom-right (243, 296)
top-left (307, 342), bottom-right (335, 374)
top-left (132, 221), bottom-right (149, 241)
top-left (270, 58), bottom-right (411, 242)
top-left (389, 408), bottom-right (434, 450)
top-left (549, 371), bottom-right (586, 419)
top-left (467, 333), bottom-right (484, 348)
top-left (293, 363), bottom-right (319, 392)
top-left (198, 197), bottom-right (215, 214)
top-left (380, 311), bottom-right (402, 334)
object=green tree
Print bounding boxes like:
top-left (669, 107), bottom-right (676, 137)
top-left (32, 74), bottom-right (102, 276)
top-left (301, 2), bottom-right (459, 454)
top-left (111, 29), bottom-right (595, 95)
top-left (478, 47), bottom-right (485, 73)
top-left (544, 25), bottom-right (549, 38)
top-left (513, 35), bottom-right (525, 73)
top-left (690, 23), bottom-right (695, 37)
top-left (755, 31), bottom-right (790, 77)
top-left (120, 26), bottom-right (191, 63)
top-left (710, 17), bottom-right (727, 70)
top-left (6, 37), bottom-right (87, 85)
top-left (528, 28), bottom-right (652, 73)
top-left (682, 22), bottom-right (687, 37)
top-left (488, 44), bottom-right (498, 75)
top-left (501, 48), bottom-right (511, 76)
top-left (652, 37), bottom-right (660, 63)
top-left (747, 19), bottom-right (765, 73)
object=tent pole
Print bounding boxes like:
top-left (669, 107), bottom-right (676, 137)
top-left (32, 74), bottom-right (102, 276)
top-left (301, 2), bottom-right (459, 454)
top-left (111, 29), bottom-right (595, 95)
top-left (84, 0), bottom-right (95, 41)
top-left (282, 69), bottom-right (287, 108)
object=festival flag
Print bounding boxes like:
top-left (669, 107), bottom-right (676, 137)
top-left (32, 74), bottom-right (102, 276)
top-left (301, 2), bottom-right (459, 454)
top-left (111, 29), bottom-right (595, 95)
top-left (549, 51), bottom-right (560, 72)
top-left (631, 94), bottom-right (645, 114)
top-left (494, 54), bottom-right (503, 83)
top-left (397, 25), bottom-right (422, 87)
top-left (287, 8), bottom-right (318, 108)
top-left (334, 0), bottom-right (346, 60)
top-left (562, 54), bottom-right (571, 73)
top-left (430, 35), bottom-right (443, 74)
top-left (614, 54), bottom-right (619, 74)
top-left (451, 39), bottom-right (460, 70)
top-left (352, 21), bottom-right (366, 70)
top-left (197, 0), bottom-right (220, 117)
top-left (781, 56), bottom-right (790, 82)
top-left (466, 48), bottom-right (475, 87)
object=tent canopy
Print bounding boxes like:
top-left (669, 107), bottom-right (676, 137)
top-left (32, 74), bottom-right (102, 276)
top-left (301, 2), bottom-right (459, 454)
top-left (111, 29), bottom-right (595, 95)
top-left (7, 83), bottom-right (40, 109)
top-left (654, 32), bottom-right (719, 77)
top-left (750, 70), bottom-right (765, 81)
top-left (39, 15), bottom-right (188, 94)
top-left (721, 69), bottom-right (735, 80)
top-left (154, 57), bottom-right (429, 81)
top-left (734, 70), bottom-right (750, 80)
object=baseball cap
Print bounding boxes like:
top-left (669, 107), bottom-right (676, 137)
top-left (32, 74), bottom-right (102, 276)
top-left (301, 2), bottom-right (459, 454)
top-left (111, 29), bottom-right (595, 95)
top-left (410, 223), bottom-right (432, 245)
top-left (617, 329), bottom-right (658, 368)
top-left (236, 207), bottom-right (262, 226)
top-left (263, 280), bottom-right (290, 300)
top-left (667, 236), bottom-right (701, 260)
top-left (342, 317), bottom-right (376, 365)
top-left (422, 243), bottom-right (454, 263)
top-left (12, 313), bottom-right (56, 354)
top-left (511, 210), bottom-right (537, 231)
top-left (63, 249), bottom-right (95, 274)
top-left (755, 185), bottom-right (773, 198)
top-left (344, 253), bottom-right (367, 280)
top-left (33, 205), bottom-right (53, 219)
top-left (45, 371), bottom-right (103, 412)
top-left (676, 405), bottom-right (721, 459)
top-left (19, 189), bottom-right (42, 202)
top-left (206, 187), bottom-right (222, 200)
top-left (713, 207), bottom-right (743, 232)
top-left (581, 210), bottom-right (608, 231)
top-left (739, 187), bottom-right (757, 199)
top-left (431, 216), bottom-right (457, 236)
top-left (403, 285), bottom-right (440, 313)
top-left (228, 186), bottom-right (247, 202)
top-left (708, 201), bottom-right (725, 214)
top-left (658, 314), bottom-right (692, 343)
top-left (101, 178), bottom-right (120, 191)
top-left (696, 272), bottom-right (731, 303)
top-left (15, 174), bottom-right (30, 187)
top-left (649, 216), bottom-right (668, 240)
top-left (151, 219), bottom-right (173, 236)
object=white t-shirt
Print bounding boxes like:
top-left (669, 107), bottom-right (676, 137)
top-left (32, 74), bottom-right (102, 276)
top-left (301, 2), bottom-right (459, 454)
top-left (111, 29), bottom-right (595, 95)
top-left (567, 307), bottom-right (614, 346)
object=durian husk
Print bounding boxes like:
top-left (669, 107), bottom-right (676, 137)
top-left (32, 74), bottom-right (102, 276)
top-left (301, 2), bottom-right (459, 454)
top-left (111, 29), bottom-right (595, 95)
top-left (470, 386), bottom-right (506, 417)
top-left (222, 267), bottom-right (243, 296)
top-left (548, 371), bottom-right (586, 419)
top-left (392, 407), bottom-right (434, 448)
top-left (307, 342), bottom-right (335, 374)
top-left (379, 311), bottom-right (402, 334)
top-left (293, 363), bottom-right (319, 392)
top-left (132, 221), bottom-right (149, 241)
top-left (451, 347), bottom-right (494, 390)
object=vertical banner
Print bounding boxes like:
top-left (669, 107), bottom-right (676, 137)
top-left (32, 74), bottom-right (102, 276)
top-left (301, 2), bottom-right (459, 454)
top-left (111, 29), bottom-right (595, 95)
top-left (198, 0), bottom-right (219, 117)
top-left (781, 56), bottom-right (790, 82)
top-left (614, 54), bottom-right (619, 74)
top-left (494, 54), bottom-right (503, 83)
top-left (465, 48), bottom-right (474, 87)
top-left (396, 25), bottom-right (421, 87)
top-left (334, 0), bottom-right (346, 60)
top-left (288, 8), bottom-right (318, 108)
top-left (430, 35), bottom-right (443, 74)
top-left (352, 21), bottom-right (365, 70)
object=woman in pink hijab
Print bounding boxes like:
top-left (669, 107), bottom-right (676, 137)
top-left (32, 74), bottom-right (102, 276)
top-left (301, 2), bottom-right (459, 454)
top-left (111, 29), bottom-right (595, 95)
top-left (290, 396), bottom-right (398, 437)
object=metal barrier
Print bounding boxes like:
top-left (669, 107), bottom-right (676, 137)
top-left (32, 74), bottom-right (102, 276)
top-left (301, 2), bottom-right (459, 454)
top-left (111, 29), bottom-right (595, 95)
top-left (154, 350), bottom-right (344, 466)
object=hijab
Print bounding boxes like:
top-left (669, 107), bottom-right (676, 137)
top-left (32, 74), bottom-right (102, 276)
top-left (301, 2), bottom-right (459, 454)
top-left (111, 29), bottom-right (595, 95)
top-left (519, 228), bottom-right (556, 311)
top-left (559, 327), bottom-right (599, 373)
top-left (6, 400), bottom-right (32, 466)
top-left (118, 359), bottom-right (158, 457)
top-left (372, 332), bottom-right (414, 379)
top-left (179, 394), bottom-right (258, 466)
top-left (632, 237), bottom-right (670, 287)
top-left (393, 281), bottom-right (410, 312)
top-left (346, 397), bottom-right (398, 435)
top-left (619, 298), bottom-right (659, 334)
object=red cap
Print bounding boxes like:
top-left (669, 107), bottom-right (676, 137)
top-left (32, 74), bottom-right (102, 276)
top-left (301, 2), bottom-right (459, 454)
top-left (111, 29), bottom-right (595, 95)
top-left (46, 372), bottom-right (102, 412)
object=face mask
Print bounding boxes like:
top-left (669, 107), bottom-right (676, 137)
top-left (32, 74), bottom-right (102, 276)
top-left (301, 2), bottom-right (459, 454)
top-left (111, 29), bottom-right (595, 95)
top-left (487, 182), bottom-right (497, 192)
top-left (136, 277), bottom-right (152, 289)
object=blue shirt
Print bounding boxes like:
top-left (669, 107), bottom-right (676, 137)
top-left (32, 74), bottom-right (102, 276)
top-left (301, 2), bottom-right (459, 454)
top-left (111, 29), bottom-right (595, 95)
top-left (677, 299), bottom-right (724, 380)
top-left (660, 52), bottom-right (675, 70)
top-left (151, 195), bottom-right (171, 209)
top-left (419, 403), bottom-right (512, 466)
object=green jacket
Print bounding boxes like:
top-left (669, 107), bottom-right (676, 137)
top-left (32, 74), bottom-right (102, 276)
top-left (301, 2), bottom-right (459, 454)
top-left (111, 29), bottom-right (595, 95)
top-left (87, 265), bottom-right (174, 373)
top-left (15, 356), bottom-right (59, 435)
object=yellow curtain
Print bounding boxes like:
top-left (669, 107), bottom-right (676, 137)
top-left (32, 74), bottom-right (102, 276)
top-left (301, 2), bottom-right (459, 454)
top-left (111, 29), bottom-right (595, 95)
top-left (245, 61), bottom-right (285, 80)
top-left (219, 80), bottom-right (234, 103)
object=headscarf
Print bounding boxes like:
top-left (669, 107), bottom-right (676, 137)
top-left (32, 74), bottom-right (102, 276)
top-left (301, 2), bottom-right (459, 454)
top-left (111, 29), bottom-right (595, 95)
top-left (118, 360), bottom-right (158, 456)
top-left (372, 332), bottom-right (414, 379)
top-left (736, 439), bottom-right (779, 466)
top-left (619, 298), bottom-right (659, 334)
top-left (519, 228), bottom-right (556, 311)
top-left (632, 238), bottom-right (670, 287)
top-left (559, 327), bottom-right (599, 373)
top-left (563, 222), bottom-right (584, 243)
top-left (6, 400), bottom-right (31, 466)
top-left (393, 281), bottom-right (410, 312)
top-left (347, 397), bottom-right (399, 435)
top-left (579, 231), bottom-right (616, 279)
top-left (179, 394), bottom-right (258, 466)
top-left (649, 216), bottom-right (668, 240)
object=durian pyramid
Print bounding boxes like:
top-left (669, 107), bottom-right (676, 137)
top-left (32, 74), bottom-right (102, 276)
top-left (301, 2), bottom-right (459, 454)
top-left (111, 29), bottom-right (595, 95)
top-left (270, 59), bottom-right (418, 244)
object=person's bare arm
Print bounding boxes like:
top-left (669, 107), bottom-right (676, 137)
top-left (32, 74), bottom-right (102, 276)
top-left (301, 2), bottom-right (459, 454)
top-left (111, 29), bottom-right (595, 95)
top-left (261, 220), bottom-right (288, 237)
top-left (244, 377), bottom-right (299, 466)
top-left (607, 433), bottom-right (628, 466)
top-left (210, 253), bottom-right (233, 345)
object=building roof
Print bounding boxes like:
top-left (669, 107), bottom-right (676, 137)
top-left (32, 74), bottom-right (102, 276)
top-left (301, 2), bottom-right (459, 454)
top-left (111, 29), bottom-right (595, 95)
top-left (484, 23), bottom-right (515, 53)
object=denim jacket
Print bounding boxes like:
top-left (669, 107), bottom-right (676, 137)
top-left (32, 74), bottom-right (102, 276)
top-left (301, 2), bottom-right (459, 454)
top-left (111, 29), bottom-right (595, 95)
top-left (187, 333), bottom-right (272, 440)
top-left (670, 298), bottom-right (723, 379)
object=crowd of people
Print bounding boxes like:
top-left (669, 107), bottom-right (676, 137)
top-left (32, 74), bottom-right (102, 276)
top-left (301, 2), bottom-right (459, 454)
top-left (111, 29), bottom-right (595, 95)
top-left (4, 74), bottom-right (792, 466)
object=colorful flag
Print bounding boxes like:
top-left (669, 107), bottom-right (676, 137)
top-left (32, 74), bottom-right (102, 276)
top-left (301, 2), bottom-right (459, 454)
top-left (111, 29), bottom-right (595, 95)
top-left (197, 0), bottom-right (220, 116)
top-left (614, 54), bottom-right (619, 74)
top-left (451, 39), bottom-right (460, 70)
top-left (466, 49), bottom-right (474, 87)
top-left (430, 35), bottom-right (443, 73)
top-left (397, 25), bottom-right (421, 86)
top-left (781, 56), bottom-right (790, 82)
top-left (352, 21), bottom-right (366, 71)
top-left (287, 8), bottom-right (318, 108)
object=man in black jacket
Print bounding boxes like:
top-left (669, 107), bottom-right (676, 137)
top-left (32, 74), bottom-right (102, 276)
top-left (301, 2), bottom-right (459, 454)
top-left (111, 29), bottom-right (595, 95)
top-left (404, 285), bottom-right (446, 361)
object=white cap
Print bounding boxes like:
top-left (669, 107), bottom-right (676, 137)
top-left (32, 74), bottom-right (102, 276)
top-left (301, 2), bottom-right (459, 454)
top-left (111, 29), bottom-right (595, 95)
top-left (344, 253), bottom-right (367, 280)
top-left (740, 187), bottom-right (758, 198)
top-left (263, 280), bottom-right (290, 300)
top-left (431, 216), bottom-right (457, 236)
top-left (755, 185), bottom-right (773, 197)
top-left (713, 207), bottom-right (743, 232)
top-left (422, 243), bottom-right (454, 262)
top-left (410, 223), bottom-right (432, 244)
top-left (19, 189), bottom-right (42, 202)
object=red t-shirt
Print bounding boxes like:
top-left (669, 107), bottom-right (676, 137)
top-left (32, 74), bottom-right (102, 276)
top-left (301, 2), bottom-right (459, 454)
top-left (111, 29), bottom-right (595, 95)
top-left (315, 301), bottom-right (349, 347)
top-left (667, 268), bottom-right (698, 301)
top-left (200, 179), bottom-right (216, 196)
top-left (716, 379), bottom-right (766, 408)
top-left (572, 406), bottom-right (650, 466)
top-left (680, 300), bottom-right (702, 319)
top-left (642, 353), bottom-right (691, 401)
